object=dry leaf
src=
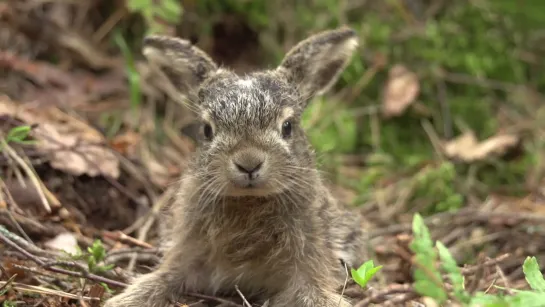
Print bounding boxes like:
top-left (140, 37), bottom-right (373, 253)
top-left (443, 131), bottom-right (520, 162)
top-left (0, 97), bottom-right (120, 178)
top-left (382, 64), bottom-right (420, 117)
top-left (44, 232), bottom-right (79, 255)
top-left (109, 130), bottom-right (141, 157)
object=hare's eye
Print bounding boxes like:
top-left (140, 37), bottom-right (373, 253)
top-left (203, 123), bottom-right (214, 140)
top-left (281, 120), bottom-right (292, 138)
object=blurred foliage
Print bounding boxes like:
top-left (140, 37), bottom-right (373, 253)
top-left (126, 0), bottom-right (182, 34)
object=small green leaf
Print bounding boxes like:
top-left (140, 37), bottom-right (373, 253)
top-left (90, 240), bottom-right (107, 262)
top-left (437, 241), bottom-right (470, 303)
top-left (5, 125), bottom-right (34, 146)
top-left (523, 256), bottom-right (545, 292)
top-left (414, 279), bottom-right (448, 302)
top-left (87, 255), bottom-right (96, 272)
top-left (351, 260), bottom-right (383, 288)
top-left (100, 282), bottom-right (114, 294)
top-left (412, 214), bottom-right (430, 242)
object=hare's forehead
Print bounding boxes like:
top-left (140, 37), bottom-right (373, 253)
top-left (199, 74), bottom-right (295, 125)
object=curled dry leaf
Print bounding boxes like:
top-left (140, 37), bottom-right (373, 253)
top-left (443, 131), bottom-right (521, 162)
top-left (0, 97), bottom-right (120, 178)
top-left (44, 232), bottom-right (79, 255)
top-left (382, 64), bottom-right (420, 117)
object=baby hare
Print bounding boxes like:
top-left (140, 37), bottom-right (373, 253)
top-left (104, 27), bottom-right (365, 307)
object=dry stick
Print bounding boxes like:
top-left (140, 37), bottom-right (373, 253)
top-left (184, 292), bottom-right (242, 307)
top-left (382, 292), bottom-right (419, 306)
top-left (354, 284), bottom-right (414, 307)
top-left (0, 179), bottom-right (35, 244)
top-left (339, 261), bottom-right (350, 306)
top-left (0, 273), bottom-right (17, 293)
top-left (495, 264), bottom-right (513, 295)
top-left (235, 285), bottom-right (252, 307)
top-left (127, 185), bottom-right (175, 271)
top-left (461, 254), bottom-right (511, 275)
top-left (369, 208), bottom-right (545, 238)
top-left (0, 229), bottom-right (128, 288)
top-left (1, 140), bottom-right (51, 213)
top-left (0, 281), bottom-right (99, 301)
top-left (0, 225), bottom-right (59, 258)
top-left (102, 231), bottom-right (154, 249)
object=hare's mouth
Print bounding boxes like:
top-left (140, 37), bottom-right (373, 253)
top-left (224, 185), bottom-right (278, 197)
top-left (223, 177), bottom-right (285, 197)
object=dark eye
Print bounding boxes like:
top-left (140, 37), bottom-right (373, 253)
top-left (281, 120), bottom-right (292, 138)
top-left (203, 123), bottom-right (213, 140)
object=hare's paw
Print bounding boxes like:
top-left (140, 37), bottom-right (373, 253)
top-left (103, 272), bottom-right (174, 307)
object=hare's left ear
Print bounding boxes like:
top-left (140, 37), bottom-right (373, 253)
top-left (142, 35), bottom-right (219, 101)
top-left (276, 27), bottom-right (359, 104)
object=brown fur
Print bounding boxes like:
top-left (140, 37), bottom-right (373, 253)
top-left (104, 27), bottom-right (365, 307)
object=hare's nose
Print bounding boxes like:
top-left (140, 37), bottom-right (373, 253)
top-left (232, 151), bottom-right (266, 180)
top-left (235, 161), bottom-right (263, 178)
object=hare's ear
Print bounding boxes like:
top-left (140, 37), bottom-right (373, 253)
top-left (276, 27), bottom-right (358, 104)
top-left (143, 35), bottom-right (218, 97)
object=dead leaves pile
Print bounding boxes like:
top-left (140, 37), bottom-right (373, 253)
top-left (1, 96), bottom-right (120, 178)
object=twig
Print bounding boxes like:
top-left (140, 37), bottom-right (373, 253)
top-left (495, 264), bottom-right (513, 295)
top-left (339, 261), bottom-right (350, 306)
top-left (235, 285), bottom-right (252, 307)
top-left (185, 292), bottom-right (242, 307)
top-left (127, 185), bottom-right (175, 271)
top-left (102, 231), bottom-right (154, 249)
top-left (0, 228), bottom-right (128, 288)
top-left (0, 179), bottom-right (33, 243)
top-left (0, 225), bottom-right (58, 258)
top-left (369, 208), bottom-right (545, 237)
top-left (0, 273), bottom-right (17, 293)
top-left (0, 281), bottom-right (99, 301)
top-left (461, 254), bottom-right (511, 275)
top-left (1, 139), bottom-right (51, 213)
top-left (354, 284), bottom-right (414, 307)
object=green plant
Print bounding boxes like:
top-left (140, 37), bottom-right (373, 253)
top-left (410, 213), bottom-right (545, 306)
top-left (113, 30), bottom-right (141, 128)
top-left (351, 260), bottom-right (383, 288)
top-left (126, 0), bottom-right (182, 34)
top-left (2, 300), bottom-right (16, 307)
top-left (0, 125), bottom-right (35, 151)
top-left (70, 239), bottom-right (114, 274)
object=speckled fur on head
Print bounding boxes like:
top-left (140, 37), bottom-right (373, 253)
top-left (104, 27), bottom-right (365, 307)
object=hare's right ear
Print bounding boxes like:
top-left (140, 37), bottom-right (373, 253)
top-left (275, 27), bottom-right (358, 106)
top-left (142, 35), bottom-right (218, 97)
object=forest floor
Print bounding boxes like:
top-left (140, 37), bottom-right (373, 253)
top-left (1, 1), bottom-right (545, 306)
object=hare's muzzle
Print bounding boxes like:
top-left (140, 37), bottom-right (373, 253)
top-left (228, 148), bottom-right (268, 190)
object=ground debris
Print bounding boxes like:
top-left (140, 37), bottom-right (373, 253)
top-left (0, 96), bottom-right (121, 178)
top-left (442, 130), bottom-right (521, 162)
top-left (382, 64), bottom-right (420, 118)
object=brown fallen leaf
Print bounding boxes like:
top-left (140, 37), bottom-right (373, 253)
top-left (442, 131), bottom-right (521, 162)
top-left (0, 51), bottom-right (126, 104)
top-left (44, 232), bottom-right (80, 255)
top-left (109, 130), bottom-right (141, 157)
top-left (382, 64), bottom-right (420, 117)
top-left (0, 96), bottom-right (120, 178)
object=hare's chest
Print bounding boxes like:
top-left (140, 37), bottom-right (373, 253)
top-left (218, 218), bottom-right (285, 262)
top-left (206, 211), bottom-right (294, 263)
